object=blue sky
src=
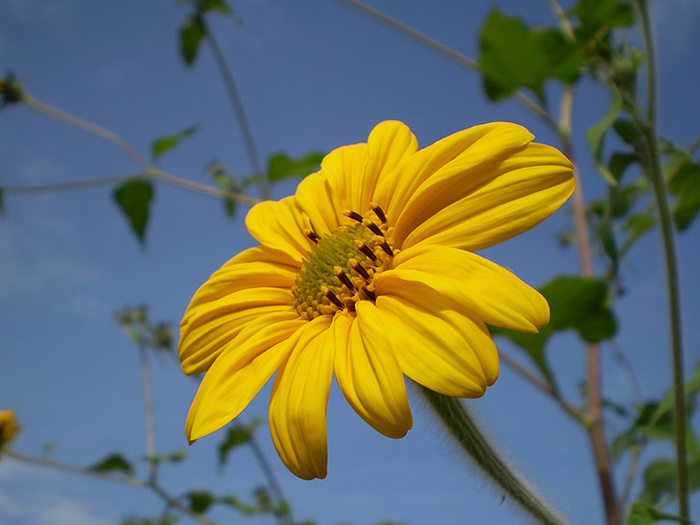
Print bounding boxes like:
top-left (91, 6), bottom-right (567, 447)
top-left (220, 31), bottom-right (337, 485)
top-left (1, 1), bottom-right (699, 524)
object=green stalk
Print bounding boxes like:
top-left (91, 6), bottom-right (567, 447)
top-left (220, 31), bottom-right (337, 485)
top-left (417, 385), bottom-right (568, 525)
top-left (633, 0), bottom-right (688, 518)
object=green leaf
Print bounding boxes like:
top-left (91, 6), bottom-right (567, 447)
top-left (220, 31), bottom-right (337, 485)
top-left (146, 449), bottom-right (187, 466)
top-left (179, 15), bottom-right (206, 66)
top-left (186, 491), bottom-right (215, 514)
top-left (622, 212), bottom-right (657, 252)
top-left (666, 153), bottom-right (700, 231)
top-left (218, 495), bottom-right (258, 516)
top-left (587, 88), bottom-right (623, 185)
top-left (88, 453), bottom-right (134, 475)
top-left (491, 276), bottom-right (616, 383)
top-left (197, 0), bottom-right (231, 14)
top-left (267, 151), bottom-right (325, 182)
top-left (609, 152), bottom-right (639, 181)
top-left (624, 501), bottom-right (656, 525)
top-left (218, 419), bottom-right (261, 467)
top-left (613, 118), bottom-right (643, 148)
top-left (480, 9), bottom-right (584, 102)
top-left (207, 162), bottom-right (240, 219)
top-left (151, 125), bottom-right (199, 161)
top-left (572, 0), bottom-right (635, 39)
top-left (113, 179), bottom-right (154, 245)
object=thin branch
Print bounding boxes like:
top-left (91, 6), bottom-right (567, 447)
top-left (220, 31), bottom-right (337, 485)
top-left (333, 0), bottom-right (556, 128)
top-left (139, 347), bottom-right (158, 484)
top-left (1, 169), bottom-right (260, 206)
top-left (4, 449), bottom-right (220, 525)
top-left (201, 17), bottom-right (267, 199)
top-left (564, 119), bottom-right (621, 525)
top-left (4, 449), bottom-right (145, 487)
top-left (249, 434), bottom-right (293, 525)
top-left (20, 92), bottom-right (151, 170)
top-left (688, 130), bottom-right (700, 154)
top-left (149, 483), bottom-right (220, 525)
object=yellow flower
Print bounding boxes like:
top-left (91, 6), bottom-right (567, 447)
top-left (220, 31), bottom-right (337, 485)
top-left (179, 121), bottom-right (574, 479)
top-left (0, 410), bottom-right (20, 448)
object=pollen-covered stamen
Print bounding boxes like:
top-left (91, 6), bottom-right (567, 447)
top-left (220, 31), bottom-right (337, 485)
top-left (361, 285), bottom-right (376, 301)
top-left (306, 231), bottom-right (320, 244)
top-left (334, 266), bottom-right (355, 291)
top-left (322, 286), bottom-right (344, 309)
top-left (379, 241), bottom-right (394, 256)
top-left (370, 202), bottom-right (387, 224)
top-left (363, 219), bottom-right (384, 237)
top-left (356, 241), bottom-right (378, 262)
top-left (344, 210), bottom-right (364, 223)
top-left (293, 210), bottom-right (396, 320)
top-left (349, 258), bottom-right (371, 281)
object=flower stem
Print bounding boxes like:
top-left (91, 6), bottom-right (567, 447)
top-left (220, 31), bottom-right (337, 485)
top-left (417, 385), bottom-right (568, 525)
top-left (634, 0), bottom-right (688, 518)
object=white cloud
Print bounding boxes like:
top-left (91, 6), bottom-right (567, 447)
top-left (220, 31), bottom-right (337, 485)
top-left (0, 489), bottom-right (22, 516)
top-left (2, 0), bottom-right (81, 36)
top-left (0, 464), bottom-right (112, 525)
top-left (0, 219), bottom-right (100, 299)
top-left (37, 499), bottom-right (112, 525)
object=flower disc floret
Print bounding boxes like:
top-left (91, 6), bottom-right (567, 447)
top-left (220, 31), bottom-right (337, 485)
top-left (293, 210), bottom-right (394, 320)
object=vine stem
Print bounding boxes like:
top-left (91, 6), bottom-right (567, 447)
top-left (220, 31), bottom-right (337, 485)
top-left (19, 92), bottom-right (151, 170)
top-left (634, 0), bottom-right (688, 517)
top-left (416, 385), bottom-right (569, 525)
top-left (11, 89), bottom-right (260, 206)
top-left (560, 111), bottom-right (620, 525)
top-left (2, 169), bottom-right (259, 205)
top-left (201, 17), bottom-right (267, 199)
top-left (551, 0), bottom-right (621, 513)
top-left (333, 0), bottom-right (556, 128)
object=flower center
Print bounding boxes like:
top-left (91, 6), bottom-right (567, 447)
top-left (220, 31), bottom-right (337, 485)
top-left (292, 204), bottom-right (395, 320)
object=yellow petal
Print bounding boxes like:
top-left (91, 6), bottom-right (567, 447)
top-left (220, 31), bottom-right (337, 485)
top-left (179, 246), bottom-right (298, 375)
top-left (363, 120), bottom-right (418, 212)
top-left (185, 246), bottom-right (297, 310)
top-left (268, 316), bottom-right (334, 480)
top-left (366, 286), bottom-right (498, 396)
top-left (180, 299), bottom-right (294, 375)
top-left (377, 122), bottom-right (532, 230)
top-left (334, 310), bottom-right (413, 438)
top-left (383, 244), bottom-right (549, 333)
top-left (400, 142), bottom-right (574, 251)
top-left (185, 314), bottom-right (306, 443)
top-left (295, 170), bottom-right (342, 238)
top-left (322, 121), bottom-right (418, 216)
top-left (322, 143), bottom-right (369, 215)
top-left (245, 197), bottom-right (311, 262)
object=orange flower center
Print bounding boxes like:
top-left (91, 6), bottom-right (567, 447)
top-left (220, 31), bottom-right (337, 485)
top-left (292, 204), bottom-right (395, 320)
